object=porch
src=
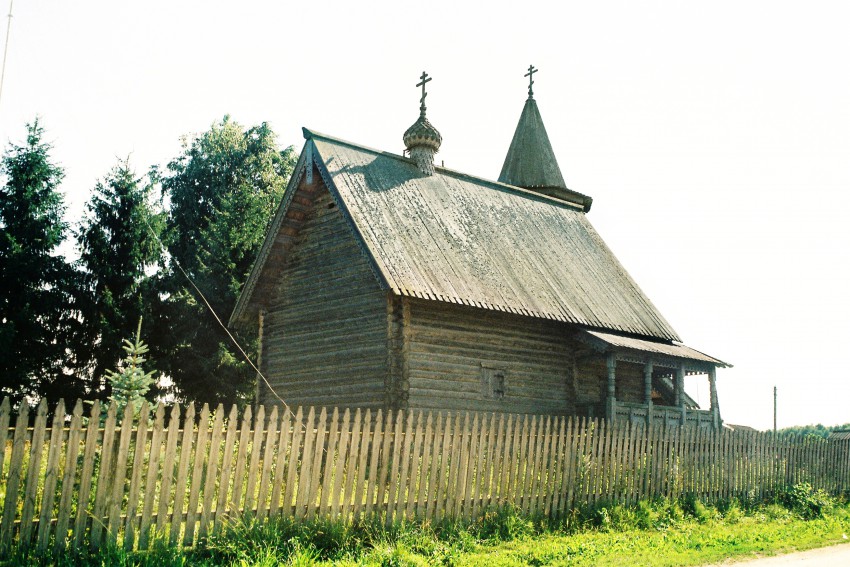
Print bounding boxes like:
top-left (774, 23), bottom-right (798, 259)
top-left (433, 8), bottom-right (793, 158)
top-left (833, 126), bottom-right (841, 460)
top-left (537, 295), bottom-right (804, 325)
top-left (575, 327), bottom-right (730, 430)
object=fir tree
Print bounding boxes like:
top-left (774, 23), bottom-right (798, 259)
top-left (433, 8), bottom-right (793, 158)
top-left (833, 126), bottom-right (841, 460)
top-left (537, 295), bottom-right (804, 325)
top-left (0, 120), bottom-right (82, 402)
top-left (76, 159), bottom-right (164, 394)
top-left (105, 318), bottom-right (156, 416)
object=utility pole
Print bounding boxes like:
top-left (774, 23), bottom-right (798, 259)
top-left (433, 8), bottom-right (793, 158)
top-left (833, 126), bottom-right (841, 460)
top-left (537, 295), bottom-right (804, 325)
top-left (773, 386), bottom-right (777, 434)
top-left (0, 0), bottom-right (13, 108)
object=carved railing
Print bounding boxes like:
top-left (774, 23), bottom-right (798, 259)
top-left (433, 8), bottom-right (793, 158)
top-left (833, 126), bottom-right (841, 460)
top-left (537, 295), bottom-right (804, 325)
top-left (614, 401), bottom-right (716, 428)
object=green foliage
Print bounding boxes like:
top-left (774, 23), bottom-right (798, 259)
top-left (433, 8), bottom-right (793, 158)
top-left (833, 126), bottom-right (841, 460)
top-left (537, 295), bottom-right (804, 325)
top-left (0, 120), bottom-right (83, 403)
top-left (5, 500), bottom-right (850, 566)
top-left (76, 159), bottom-right (164, 396)
top-left (151, 116), bottom-right (297, 406)
top-left (777, 423), bottom-right (850, 439)
top-left (104, 318), bottom-right (157, 416)
top-left (476, 505), bottom-right (535, 541)
top-left (782, 482), bottom-right (834, 520)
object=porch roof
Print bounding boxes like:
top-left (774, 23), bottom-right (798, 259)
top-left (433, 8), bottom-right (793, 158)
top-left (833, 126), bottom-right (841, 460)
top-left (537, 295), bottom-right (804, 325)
top-left (577, 328), bottom-right (731, 369)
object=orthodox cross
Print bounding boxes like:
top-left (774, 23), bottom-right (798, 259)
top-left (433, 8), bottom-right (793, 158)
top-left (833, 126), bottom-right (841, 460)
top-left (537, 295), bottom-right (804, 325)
top-left (417, 71), bottom-right (431, 114)
top-left (525, 64), bottom-right (538, 99)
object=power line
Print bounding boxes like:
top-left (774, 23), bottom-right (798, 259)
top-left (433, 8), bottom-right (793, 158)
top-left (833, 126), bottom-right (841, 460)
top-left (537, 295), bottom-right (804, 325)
top-left (0, 0), bottom-right (13, 109)
top-left (140, 216), bottom-right (296, 421)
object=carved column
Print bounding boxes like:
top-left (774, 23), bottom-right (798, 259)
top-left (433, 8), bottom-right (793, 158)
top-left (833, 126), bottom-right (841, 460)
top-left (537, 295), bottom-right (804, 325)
top-left (644, 361), bottom-right (653, 426)
top-left (709, 366), bottom-right (720, 429)
top-left (606, 353), bottom-right (617, 421)
top-left (677, 362), bottom-right (687, 425)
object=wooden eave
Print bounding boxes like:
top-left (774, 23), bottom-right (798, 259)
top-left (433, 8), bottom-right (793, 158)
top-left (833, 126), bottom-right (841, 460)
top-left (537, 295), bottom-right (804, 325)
top-left (574, 326), bottom-right (731, 372)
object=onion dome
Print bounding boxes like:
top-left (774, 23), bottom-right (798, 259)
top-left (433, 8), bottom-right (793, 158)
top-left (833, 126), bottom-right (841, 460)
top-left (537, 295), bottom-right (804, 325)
top-left (404, 71), bottom-right (442, 175)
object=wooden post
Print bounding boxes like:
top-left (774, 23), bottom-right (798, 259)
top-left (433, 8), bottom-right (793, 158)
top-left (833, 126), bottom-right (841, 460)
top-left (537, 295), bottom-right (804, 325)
top-left (677, 363), bottom-right (686, 425)
top-left (709, 367), bottom-right (720, 430)
top-left (606, 354), bottom-right (617, 422)
top-left (255, 310), bottom-right (265, 406)
top-left (644, 361), bottom-right (653, 426)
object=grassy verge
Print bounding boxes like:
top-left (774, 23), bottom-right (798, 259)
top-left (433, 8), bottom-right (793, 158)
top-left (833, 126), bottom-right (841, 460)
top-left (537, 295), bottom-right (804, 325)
top-left (4, 484), bottom-right (849, 566)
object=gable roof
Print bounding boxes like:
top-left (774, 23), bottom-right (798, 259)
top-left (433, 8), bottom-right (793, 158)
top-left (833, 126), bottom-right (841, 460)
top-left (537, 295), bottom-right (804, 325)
top-left (232, 129), bottom-right (681, 343)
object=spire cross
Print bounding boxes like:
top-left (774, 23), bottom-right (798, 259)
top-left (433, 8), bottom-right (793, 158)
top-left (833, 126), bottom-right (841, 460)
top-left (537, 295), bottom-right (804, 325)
top-left (416, 71), bottom-right (431, 115)
top-left (525, 65), bottom-right (538, 99)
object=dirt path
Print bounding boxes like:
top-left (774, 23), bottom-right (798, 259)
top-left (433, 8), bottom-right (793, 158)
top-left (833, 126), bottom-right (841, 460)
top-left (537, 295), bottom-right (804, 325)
top-left (702, 542), bottom-right (850, 566)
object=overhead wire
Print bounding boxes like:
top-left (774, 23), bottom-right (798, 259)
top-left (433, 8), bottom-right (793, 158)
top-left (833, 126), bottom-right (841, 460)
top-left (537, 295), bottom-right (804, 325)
top-left (140, 215), bottom-right (298, 423)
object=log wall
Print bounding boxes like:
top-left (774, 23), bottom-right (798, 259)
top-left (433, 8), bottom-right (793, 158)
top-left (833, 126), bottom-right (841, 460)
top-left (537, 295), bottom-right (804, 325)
top-left (404, 299), bottom-right (576, 415)
top-left (261, 183), bottom-right (388, 409)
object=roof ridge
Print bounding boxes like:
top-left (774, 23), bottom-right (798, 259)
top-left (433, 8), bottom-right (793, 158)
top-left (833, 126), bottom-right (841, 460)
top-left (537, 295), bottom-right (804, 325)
top-left (304, 127), bottom-right (591, 212)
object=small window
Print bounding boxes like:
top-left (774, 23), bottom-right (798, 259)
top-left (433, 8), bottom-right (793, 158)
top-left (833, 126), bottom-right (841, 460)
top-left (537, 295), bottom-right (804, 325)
top-left (481, 364), bottom-right (507, 400)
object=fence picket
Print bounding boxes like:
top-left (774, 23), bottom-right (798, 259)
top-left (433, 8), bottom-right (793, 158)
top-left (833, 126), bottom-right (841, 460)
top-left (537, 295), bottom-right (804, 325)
top-left (56, 401), bottom-right (84, 551)
top-left (319, 408), bottom-right (341, 516)
top-left (212, 405), bottom-right (239, 535)
top-left (256, 405), bottom-right (279, 522)
top-left (1, 400), bottom-right (30, 551)
top-left (169, 403), bottom-right (194, 545)
top-left (282, 407), bottom-right (305, 517)
top-left (155, 404), bottom-right (182, 536)
top-left (269, 407), bottom-right (292, 519)
top-left (19, 399), bottom-right (49, 549)
top-left (229, 405), bottom-right (253, 521)
top-left (471, 413), bottom-right (489, 518)
top-left (497, 414), bottom-right (513, 506)
top-left (106, 403), bottom-right (136, 545)
top-left (0, 398), bottom-right (10, 482)
top-left (426, 413), bottom-right (446, 520)
top-left (480, 413), bottom-right (498, 513)
top-left (243, 405), bottom-right (266, 521)
top-left (305, 407), bottom-right (328, 519)
top-left (415, 413), bottom-right (433, 519)
top-left (138, 403), bottom-right (164, 549)
top-left (330, 409), bottom-right (352, 519)
top-left (36, 400), bottom-right (66, 550)
top-left (294, 407), bottom-right (317, 518)
top-left (184, 403), bottom-right (211, 546)
top-left (367, 410), bottom-right (390, 518)
top-left (352, 409), bottom-right (372, 518)
top-left (124, 401), bottom-right (150, 551)
top-left (386, 411), bottom-right (407, 524)
top-left (434, 413), bottom-right (453, 519)
top-left (405, 411), bottom-right (425, 520)
top-left (341, 408), bottom-right (362, 519)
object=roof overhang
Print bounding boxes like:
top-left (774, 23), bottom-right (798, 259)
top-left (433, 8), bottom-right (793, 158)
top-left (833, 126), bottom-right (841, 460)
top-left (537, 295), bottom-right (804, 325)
top-left (576, 327), bottom-right (731, 372)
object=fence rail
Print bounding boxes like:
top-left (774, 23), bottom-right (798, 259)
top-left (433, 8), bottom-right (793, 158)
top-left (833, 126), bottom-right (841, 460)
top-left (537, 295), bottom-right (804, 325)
top-left (0, 397), bottom-right (848, 554)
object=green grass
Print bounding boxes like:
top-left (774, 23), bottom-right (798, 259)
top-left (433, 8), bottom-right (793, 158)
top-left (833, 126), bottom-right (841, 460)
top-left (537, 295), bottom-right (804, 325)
top-left (3, 486), bottom-right (850, 566)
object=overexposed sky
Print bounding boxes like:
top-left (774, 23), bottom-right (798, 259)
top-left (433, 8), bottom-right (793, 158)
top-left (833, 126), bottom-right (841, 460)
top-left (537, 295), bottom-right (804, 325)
top-left (1, 0), bottom-right (848, 430)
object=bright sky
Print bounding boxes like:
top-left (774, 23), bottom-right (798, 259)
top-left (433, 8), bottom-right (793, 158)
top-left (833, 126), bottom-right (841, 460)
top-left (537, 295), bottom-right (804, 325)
top-left (1, 1), bottom-right (848, 430)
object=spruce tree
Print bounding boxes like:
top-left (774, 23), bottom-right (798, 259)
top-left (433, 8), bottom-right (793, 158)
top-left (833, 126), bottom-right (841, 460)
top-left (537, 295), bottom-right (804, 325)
top-left (105, 317), bottom-right (156, 416)
top-left (0, 121), bottom-right (81, 402)
top-left (76, 159), bottom-right (164, 394)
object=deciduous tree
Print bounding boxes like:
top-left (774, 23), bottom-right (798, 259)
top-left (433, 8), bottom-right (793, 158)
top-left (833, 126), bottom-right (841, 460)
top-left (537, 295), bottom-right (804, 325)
top-left (151, 116), bottom-right (296, 405)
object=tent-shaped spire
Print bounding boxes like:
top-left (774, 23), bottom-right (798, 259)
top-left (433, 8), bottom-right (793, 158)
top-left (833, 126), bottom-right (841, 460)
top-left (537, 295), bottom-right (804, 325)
top-left (498, 68), bottom-right (592, 211)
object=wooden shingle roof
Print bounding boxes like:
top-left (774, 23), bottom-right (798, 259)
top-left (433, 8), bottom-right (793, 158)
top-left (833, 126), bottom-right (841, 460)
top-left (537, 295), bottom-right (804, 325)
top-left (233, 129), bottom-right (682, 343)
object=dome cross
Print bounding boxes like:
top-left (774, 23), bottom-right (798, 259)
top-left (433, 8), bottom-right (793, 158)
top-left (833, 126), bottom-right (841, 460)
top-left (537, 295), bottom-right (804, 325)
top-left (416, 71), bottom-right (432, 115)
top-left (525, 65), bottom-right (538, 99)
